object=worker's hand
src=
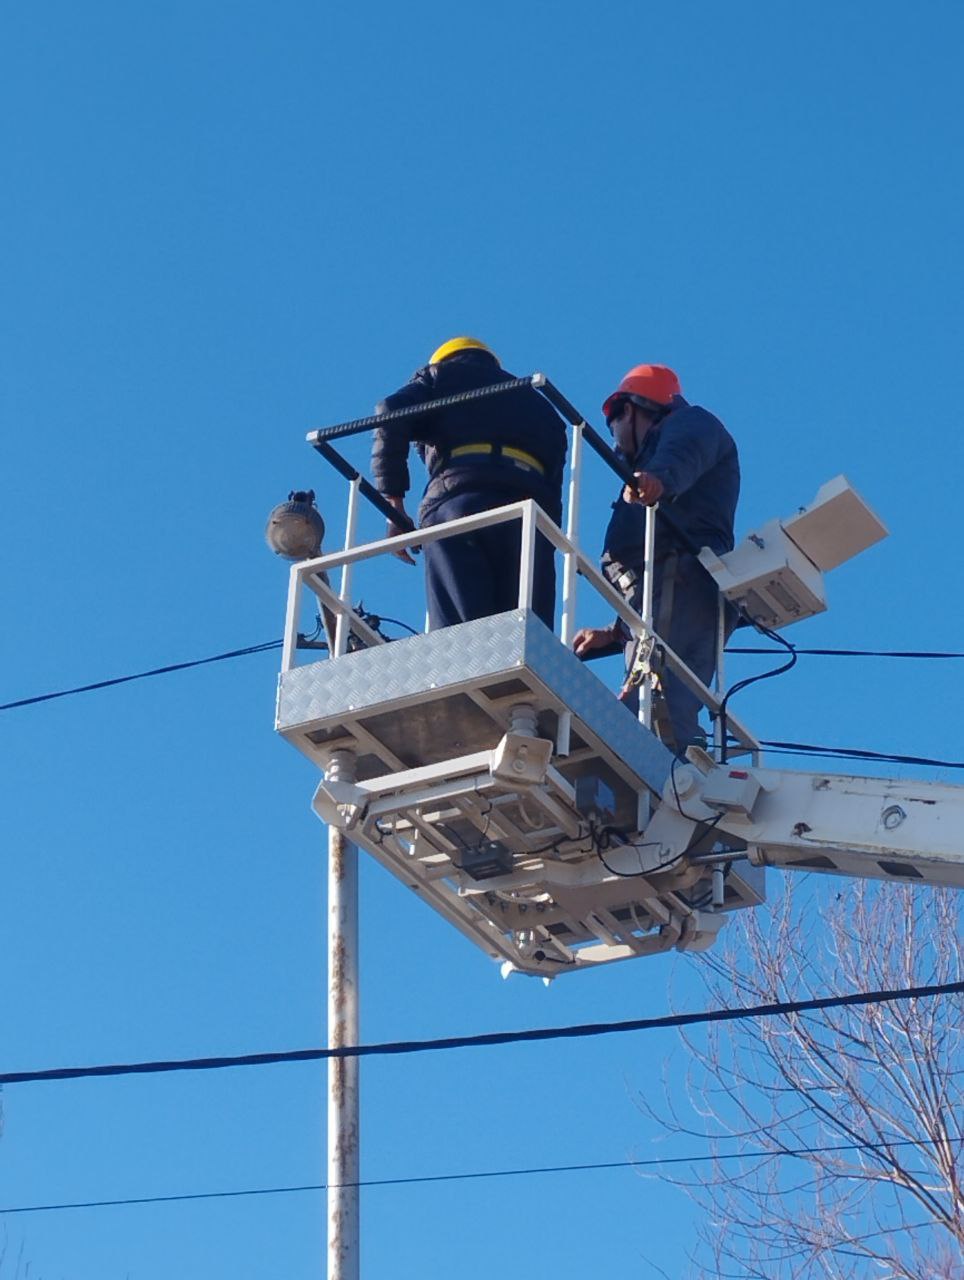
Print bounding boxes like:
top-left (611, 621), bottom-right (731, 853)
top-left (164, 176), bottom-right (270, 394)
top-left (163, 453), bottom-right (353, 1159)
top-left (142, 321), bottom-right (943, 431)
top-left (623, 471), bottom-right (664, 506)
top-left (573, 625), bottom-right (619, 658)
top-left (384, 496), bottom-right (418, 565)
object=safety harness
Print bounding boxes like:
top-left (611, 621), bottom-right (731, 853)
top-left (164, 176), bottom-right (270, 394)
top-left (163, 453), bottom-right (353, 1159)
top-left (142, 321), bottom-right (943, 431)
top-left (610, 549), bottom-right (683, 753)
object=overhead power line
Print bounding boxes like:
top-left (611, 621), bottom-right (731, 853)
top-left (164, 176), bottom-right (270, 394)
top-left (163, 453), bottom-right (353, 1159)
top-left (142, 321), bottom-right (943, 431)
top-left (0, 641), bottom-right (282, 711)
top-left (3, 640), bottom-right (961, 771)
top-left (759, 739), bottom-right (964, 770)
top-left (2, 638), bottom-right (961, 715)
top-left (730, 647), bottom-right (964, 659)
top-left (3, 980), bottom-right (962, 1088)
top-left (0, 1136), bottom-right (949, 1217)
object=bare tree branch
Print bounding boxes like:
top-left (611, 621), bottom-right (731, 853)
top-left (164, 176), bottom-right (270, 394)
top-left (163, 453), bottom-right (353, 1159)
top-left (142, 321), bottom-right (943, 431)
top-left (644, 878), bottom-right (964, 1278)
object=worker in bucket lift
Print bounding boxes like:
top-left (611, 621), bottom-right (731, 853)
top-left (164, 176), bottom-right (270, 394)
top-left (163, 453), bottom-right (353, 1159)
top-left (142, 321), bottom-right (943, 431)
top-left (371, 337), bottom-right (568, 630)
top-left (572, 364), bottom-right (740, 755)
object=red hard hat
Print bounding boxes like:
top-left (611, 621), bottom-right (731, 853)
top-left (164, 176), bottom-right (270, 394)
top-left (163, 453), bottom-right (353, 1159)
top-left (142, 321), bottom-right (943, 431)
top-left (602, 364), bottom-right (681, 420)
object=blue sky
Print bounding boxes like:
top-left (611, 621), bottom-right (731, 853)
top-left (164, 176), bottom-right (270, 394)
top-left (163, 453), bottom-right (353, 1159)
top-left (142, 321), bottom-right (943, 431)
top-left (3, 2), bottom-right (963, 1276)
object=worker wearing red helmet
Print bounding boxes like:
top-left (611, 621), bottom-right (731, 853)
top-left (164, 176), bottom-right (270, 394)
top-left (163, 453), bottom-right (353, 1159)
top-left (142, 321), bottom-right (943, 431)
top-left (573, 364), bottom-right (740, 754)
top-left (371, 337), bottom-right (568, 630)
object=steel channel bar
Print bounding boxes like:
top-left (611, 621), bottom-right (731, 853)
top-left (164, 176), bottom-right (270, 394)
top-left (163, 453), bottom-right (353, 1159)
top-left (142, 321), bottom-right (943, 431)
top-left (311, 439), bottom-right (416, 533)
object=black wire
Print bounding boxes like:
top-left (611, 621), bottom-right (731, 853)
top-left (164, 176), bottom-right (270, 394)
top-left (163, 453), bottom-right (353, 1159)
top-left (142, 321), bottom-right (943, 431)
top-left (301, 614), bottom-right (324, 644)
top-left (526, 829), bottom-right (591, 856)
top-left (682, 863), bottom-right (733, 911)
top-left (595, 812), bottom-right (723, 879)
top-left (0, 1135), bottom-right (950, 1217)
top-left (596, 834), bottom-right (663, 877)
top-left (758, 740), bottom-right (964, 771)
top-left (669, 755), bottom-right (725, 832)
top-left (2, 634), bottom-right (958, 716)
top-left (685, 889), bottom-right (712, 910)
top-left (0, 609), bottom-right (423, 712)
top-left (592, 820), bottom-right (682, 878)
top-left (351, 602), bottom-right (419, 642)
top-left (0, 642), bottom-right (284, 711)
top-left (376, 614), bottom-right (419, 637)
top-left (7, 980), bottom-right (961, 1087)
top-left (728, 646), bottom-right (964, 659)
top-left (719, 619), bottom-right (798, 763)
top-left (438, 820), bottom-right (474, 853)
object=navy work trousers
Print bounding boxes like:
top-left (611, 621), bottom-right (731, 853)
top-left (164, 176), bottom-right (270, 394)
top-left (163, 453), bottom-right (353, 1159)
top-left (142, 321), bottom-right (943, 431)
top-left (420, 489), bottom-right (556, 631)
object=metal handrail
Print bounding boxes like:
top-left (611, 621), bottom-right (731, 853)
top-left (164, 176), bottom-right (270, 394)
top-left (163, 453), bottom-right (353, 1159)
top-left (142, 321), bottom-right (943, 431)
top-left (307, 371), bottom-right (714, 566)
top-left (291, 371), bottom-right (758, 759)
top-left (282, 499), bottom-right (760, 757)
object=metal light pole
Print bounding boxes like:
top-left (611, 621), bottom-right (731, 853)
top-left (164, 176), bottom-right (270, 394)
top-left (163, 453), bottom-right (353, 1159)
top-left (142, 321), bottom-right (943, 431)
top-left (264, 489), bottom-right (361, 1275)
top-left (326, 754), bottom-right (359, 1280)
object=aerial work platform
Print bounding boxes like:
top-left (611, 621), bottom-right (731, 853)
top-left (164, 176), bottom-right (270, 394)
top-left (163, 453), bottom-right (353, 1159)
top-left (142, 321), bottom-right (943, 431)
top-left (273, 372), bottom-right (963, 981)
top-left (277, 605), bottom-right (764, 976)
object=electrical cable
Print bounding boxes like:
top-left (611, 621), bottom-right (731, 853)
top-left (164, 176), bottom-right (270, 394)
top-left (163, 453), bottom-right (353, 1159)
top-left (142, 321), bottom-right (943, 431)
top-left (350, 603), bottom-right (417, 641)
top-left (669, 756), bottom-right (725, 832)
top-left (682, 862), bottom-right (733, 911)
top-left (525, 830), bottom-right (589, 857)
top-left (592, 820), bottom-right (679, 879)
top-left (0, 611), bottom-right (420, 712)
top-left (374, 614), bottom-right (418, 637)
top-left (3, 980), bottom-right (962, 1087)
top-left (756, 740), bottom-right (964, 771)
top-left (2, 636), bottom-right (958, 716)
top-left (719, 618), bottom-right (798, 763)
top-left (0, 1135), bottom-right (953, 1217)
top-left (595, 834), bottom-right (662, 878)
top-left (728, 646), bottom-right (964, 659)
top-left (0, 642), bottom-right (284, 711)
top-left (523, 762), bottom-right (729, 881)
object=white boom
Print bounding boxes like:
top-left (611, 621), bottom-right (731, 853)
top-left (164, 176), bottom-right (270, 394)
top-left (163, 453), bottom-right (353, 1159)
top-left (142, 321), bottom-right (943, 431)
top-left (642, 751), bottom-right (964, 891)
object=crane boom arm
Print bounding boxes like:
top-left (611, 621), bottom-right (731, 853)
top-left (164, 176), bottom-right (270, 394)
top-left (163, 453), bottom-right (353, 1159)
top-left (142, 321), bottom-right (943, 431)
top-left (678, 763), bottom-right (964, 890)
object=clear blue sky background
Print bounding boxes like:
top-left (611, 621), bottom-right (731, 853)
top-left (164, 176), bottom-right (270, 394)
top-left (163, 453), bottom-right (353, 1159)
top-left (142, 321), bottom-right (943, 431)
top-left (3, 2), bottom-right (963, 1276)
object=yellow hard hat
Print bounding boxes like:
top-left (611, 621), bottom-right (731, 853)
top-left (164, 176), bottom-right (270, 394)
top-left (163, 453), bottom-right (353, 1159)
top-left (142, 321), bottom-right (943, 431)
top-left (428, 336), bottom-right (498, 365)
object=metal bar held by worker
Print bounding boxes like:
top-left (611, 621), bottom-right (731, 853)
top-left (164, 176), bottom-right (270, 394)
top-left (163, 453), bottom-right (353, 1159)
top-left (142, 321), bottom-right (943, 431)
top-left (312, 373), bottom-right (714, 584)
top-left (306, 376), bottom-right (539, 446)
top-left (310, 438), bottom-right (416, 533)
top-left (537, 376), bottom-right (713, 562)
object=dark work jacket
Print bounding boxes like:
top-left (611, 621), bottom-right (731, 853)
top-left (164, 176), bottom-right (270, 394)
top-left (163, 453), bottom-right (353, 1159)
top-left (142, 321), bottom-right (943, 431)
top-left (602, 395), bottom-right (739, 582)
top-left (370, 350), bottom-right (567, 523)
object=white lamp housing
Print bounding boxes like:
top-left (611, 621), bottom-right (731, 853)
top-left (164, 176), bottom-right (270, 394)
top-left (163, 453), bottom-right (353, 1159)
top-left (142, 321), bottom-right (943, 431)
top-left (699, 475), bottom-right (888, 630)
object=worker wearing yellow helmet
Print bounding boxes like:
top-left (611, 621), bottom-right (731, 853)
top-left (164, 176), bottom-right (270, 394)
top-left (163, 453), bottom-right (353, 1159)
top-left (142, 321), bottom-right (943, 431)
top-left (371, 337), bottom-right (567, 630)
